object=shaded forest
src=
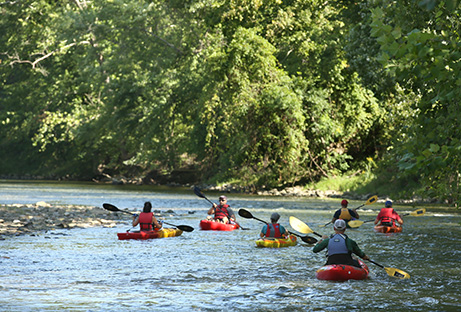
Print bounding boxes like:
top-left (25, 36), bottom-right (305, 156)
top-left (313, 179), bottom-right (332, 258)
top-left (0, 0), bottom-right (459, 205)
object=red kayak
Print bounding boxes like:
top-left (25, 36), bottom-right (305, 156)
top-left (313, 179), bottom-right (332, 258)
top-left (374, 225), bottom-right (403, 233)
top-left (316, 259), bottom-right (369, 281)
top-left (199, 219), bottom-right (239, 231)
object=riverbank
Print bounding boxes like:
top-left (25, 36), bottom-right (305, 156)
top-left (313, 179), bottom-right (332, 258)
top-left (0, 201), bottom-right (176, 240)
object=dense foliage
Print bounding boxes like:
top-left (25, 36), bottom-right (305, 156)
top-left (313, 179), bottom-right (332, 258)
top-left (0, 0), bottom-right (458, 205)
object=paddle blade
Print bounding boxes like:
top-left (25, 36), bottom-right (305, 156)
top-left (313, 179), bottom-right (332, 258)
top-left (348, 220), bottom-right (365, 228)
top-left (289, 216), bottom-right (313, 235)
top-left (301, 236), bottom-right (318, 244)
top-left (384, 267), bottom-right (410, 279)
top-left (366, 195), bottom-right (378, 205)
top-left (103, 203), bottom-right (120, 212)
top-left (193, 186), bottom-right (206, 198)
top-left (409, 208), bottom-right (426, 216)
top-left (177, 225), bottom-right (194, 232)
top-left (238, 209), bottom-right (254, 219)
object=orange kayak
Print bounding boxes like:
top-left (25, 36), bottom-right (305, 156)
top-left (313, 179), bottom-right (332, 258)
top-left (374, 225), bottom-right (403, 233)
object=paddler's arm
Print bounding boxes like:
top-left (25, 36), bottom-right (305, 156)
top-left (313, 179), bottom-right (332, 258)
top-left (227, 207), bottom-right (236, 221)
top-left (313, 236), bottom-right (329, 253)
top-left (207, 204), bottom-right (217, 215)
top-left (152, 215), bottom-right (162, 229)
top-left (132, 214), bottom-right (139, 227)
top-left (260, 224), bottom-right (267, 238)
top-left (351, 209), bottom-right (359, 219)
top-left (347, 238), bottom-right (370, 260)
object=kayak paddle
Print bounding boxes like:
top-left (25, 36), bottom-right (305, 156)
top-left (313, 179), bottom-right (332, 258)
top-left (289, 216), bottom-right (323, 238)
top-left (319, 195), bottom-right (378, 227)
top-left (367, 259), bottom-right (410, 279)
top-left (289, 215), bottom-right (410, 279)
top-left (348, 208), bottom-right (426, 228)
top-left (238, 208), bottom-right (317, 244)
top-left (193, 186), bottom-right (249, 230)
top-left (102, 203), bottom-right (194, 232)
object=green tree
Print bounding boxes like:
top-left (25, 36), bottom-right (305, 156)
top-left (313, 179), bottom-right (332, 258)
top-left (369, 1), bottom-right (460, 205)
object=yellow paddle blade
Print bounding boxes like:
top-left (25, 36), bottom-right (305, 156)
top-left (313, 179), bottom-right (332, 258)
top-left (366, 195), bottom-right (378, 205)
top-left (289, 216), bottom-right (313, 234)
top-left (409, 208), bottom-right (426, 216)
top-left (384, 267), bottom-right (410, 279)
top-left (348, 220), bottom-right (365, 228)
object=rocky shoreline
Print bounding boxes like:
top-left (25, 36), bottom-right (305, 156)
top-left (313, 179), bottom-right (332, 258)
top-left (0, 201), bottom-right (176, 240)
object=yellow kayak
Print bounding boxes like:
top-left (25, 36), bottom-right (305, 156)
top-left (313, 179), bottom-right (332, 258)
top-left (255, 234), bottom-right (297, 248)
top-left (117, 228), bottom-right (183, 240)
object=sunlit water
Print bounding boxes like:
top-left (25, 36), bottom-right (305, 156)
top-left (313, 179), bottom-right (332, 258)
top-left (0, 180), bottom-right (460, 311)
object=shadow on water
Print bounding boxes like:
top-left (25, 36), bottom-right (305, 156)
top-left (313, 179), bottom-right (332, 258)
top-left (0, 181), bottom-right (460, 311)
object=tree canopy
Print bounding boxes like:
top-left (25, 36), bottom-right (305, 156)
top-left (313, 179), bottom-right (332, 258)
top-left (0, 0), bottom-right (458, 205)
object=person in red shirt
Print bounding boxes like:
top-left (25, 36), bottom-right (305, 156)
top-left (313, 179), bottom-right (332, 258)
top-left (374, 200), bottom-right (403, 227)
top-left (132, 201), bottom-right (163, 231)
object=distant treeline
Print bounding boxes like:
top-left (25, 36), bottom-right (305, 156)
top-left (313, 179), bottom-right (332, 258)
top-left (0, 1), bottom-right (459, 205)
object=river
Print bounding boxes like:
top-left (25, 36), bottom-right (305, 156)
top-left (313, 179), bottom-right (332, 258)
top-left (0, 180), bottom-right (460, 311)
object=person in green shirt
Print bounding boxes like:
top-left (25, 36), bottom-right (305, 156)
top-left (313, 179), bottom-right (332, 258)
top-left (313, 219), bottom-right (369, 268)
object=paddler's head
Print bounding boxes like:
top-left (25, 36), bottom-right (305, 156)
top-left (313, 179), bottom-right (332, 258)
top-left (270, 212), bottom-right (280, 223)
top-left (143, 201), bottom-right (152, 213)
top-left (218, 195), bottom-right (227, 204)
top-left (334, 219), bottom-right (347, 232)
top-left (341, 199), bottom-right (348, 208)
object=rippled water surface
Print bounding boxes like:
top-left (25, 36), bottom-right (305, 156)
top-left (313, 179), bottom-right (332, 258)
top-left (1, 181), bottom-right (460, 311)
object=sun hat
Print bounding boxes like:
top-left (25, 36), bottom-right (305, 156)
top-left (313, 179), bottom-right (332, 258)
top-left (341, 199), bottom-right (348, 206)
top-left (270, 212), bottom-right (280, 222)
top-left (334, 219), bottom-right (347, 231)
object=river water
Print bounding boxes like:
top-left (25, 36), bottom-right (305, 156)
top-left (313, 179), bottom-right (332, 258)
top-left (0, 180), bottom-right (460, 311)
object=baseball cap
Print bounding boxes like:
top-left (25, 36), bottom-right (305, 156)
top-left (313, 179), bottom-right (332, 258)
top-left (219, 195), bottom-right (227, 200)
top-left (341, 199), bottom-right (348, 206)
top-left (334, 219), bottom-right (347, 231)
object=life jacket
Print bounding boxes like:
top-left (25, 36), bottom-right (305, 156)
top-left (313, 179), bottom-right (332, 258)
top-left (214, 204), bottom-right (230, 221)
top-left (139, 212), bottom-right (153, 231)
top-left (265, 223), bottom-right (283, 238)
top-left (378, 208), bottom-right (397, 226)
top-left (338, 208), bottom-right (353, 221)
top-left (327, 233), bottom-right (349, 256)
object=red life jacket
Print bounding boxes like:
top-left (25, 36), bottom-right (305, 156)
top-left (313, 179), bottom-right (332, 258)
top-left (139, 212), bottom-right (153, 231)
top-left (265, 223), bottom-right (282, 238)
top-left (214, 204), bottom-right (230, 221)
top-left (378, 208), bottom-right (398, 226)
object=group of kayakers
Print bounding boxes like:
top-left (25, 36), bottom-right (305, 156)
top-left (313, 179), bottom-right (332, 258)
top-left (132, 195), bottom-right (404, 270)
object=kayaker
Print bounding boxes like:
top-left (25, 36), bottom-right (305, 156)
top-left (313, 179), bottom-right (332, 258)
top-left (132, 201), bottom-right (163, 231)
top-left (206, 195), bottom-right (236, 224)
top-left (260, 212), bottom-right (289, 238)
top-left (313, 219), bottom-right (370, 268)
top-left (331, 199), bottom-right (359, 225)
top-left (374, 200), bottom-right (403, 227)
